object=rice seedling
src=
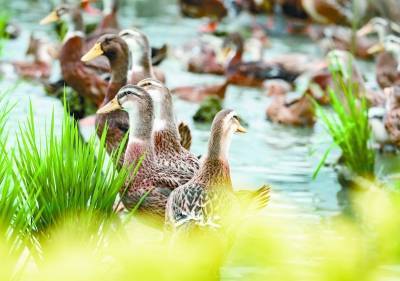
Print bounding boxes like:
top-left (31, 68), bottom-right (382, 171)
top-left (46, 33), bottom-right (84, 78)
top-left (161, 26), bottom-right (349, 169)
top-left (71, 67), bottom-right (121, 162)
top-left (14, 100), bottom-right (131, 243)
top-left (314, 51), bottom-right (375, 182)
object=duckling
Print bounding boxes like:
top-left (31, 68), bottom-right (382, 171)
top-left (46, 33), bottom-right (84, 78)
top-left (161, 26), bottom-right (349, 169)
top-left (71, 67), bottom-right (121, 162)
top-left (40, 4), bottom-right (111, 107)
top-left (137, 78), bottom-right (199, 180)
top-left (220, 33), bottom-right (298, 87)
top-left (166, 109), bottom-right (270, 232)
top-left (12, 34), bottom-right (59, 80)
top-left (97, 85), bottom-right (183, 220)
top-left (266, 92), bottom-right (315, 126)
top-left (119, 29), bottom-right (166, 84)
top-left (171, 80), bottom-right (229, 103)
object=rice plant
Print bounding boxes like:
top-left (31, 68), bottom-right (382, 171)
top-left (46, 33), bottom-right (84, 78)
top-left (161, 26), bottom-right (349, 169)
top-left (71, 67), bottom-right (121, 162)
top-left (14, 101), bottom-right (130, 241)
top-left (314, 52), bottom-right (375, 181)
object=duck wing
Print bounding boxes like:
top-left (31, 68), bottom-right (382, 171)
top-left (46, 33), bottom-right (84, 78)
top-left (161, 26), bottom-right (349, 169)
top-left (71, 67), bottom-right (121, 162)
top-left (178, 122), bottom-right (192, 150)
top-left (235, 185), bottom-right (270, 211)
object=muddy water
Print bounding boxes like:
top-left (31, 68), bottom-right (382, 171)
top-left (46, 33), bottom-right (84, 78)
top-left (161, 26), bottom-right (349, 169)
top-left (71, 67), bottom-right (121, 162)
top-left (1, 0), bottom-right (398, 228)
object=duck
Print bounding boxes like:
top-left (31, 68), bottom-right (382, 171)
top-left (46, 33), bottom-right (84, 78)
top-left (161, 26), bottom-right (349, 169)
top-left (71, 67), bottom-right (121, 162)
top-left (179, 0), bottom-right (228, 33)
top-left (96, 85), bottom-right (183, 221)
top-left (12, 34), bottom-right (59, 80)
top-left (171, 80), bottom-right (230, 103)
top-left (359, 20), bottom-right (400, 89)
top-left (309, 25), bottom-right (376, 59)
top-left (220, 33), bottom-right (298, 87)
top-left (384, 86), bottom-right (400, 148)
top-left (81, 33), bottom-right (130, 166)
top-left (81, 34), bottom-right (190, 166)
top-left (300, 0), bottom-right (367, 26)
top-left (118, 29), bottom-right (166, 84)
top-left (40, 4), bottom-right (112, 107)
top-left (266, 92), bottom-right (315, 126)
top-left (165, 109), bottom-right (270, 232)
top-left (137, 78), bottom-right (199, 180)
top-left (187, 41), bottom-right (225, 75)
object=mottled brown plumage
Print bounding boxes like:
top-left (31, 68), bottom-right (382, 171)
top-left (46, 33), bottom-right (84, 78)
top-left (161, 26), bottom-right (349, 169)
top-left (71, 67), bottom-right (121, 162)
top-left (384, 86), bottom-right (400, 147)
top-left (166, 109), bottom-right (270, 231)
top-left (97, 85), bottom-right (183, 220)
top-left (137, 78), bottom-right (199, 182)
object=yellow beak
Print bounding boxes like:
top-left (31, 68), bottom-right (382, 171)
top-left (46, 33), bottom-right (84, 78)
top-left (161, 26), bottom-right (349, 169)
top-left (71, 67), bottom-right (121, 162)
top-left (217, 47), bottom-right (232, 64)
top-left (236, 122), bottom-right (247, 133)
top-left (81, 43), bottom-right (104, 62)
top-left (367, 42), bottom-right (385, 55)
top-left (357, 23), bottom-right (373, 37)
top-left (97, 98), bottom-right (121, 114)
top-left (40, 11), bottom-right (60, 25)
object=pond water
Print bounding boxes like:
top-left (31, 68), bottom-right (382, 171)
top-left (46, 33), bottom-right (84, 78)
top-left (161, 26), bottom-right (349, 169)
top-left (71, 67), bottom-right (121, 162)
top-left (1, 0), bottom-right (399, 228)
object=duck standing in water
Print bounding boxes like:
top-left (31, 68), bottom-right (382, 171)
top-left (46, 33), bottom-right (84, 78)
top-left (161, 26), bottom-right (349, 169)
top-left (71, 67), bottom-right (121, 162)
top-left (166, 109), bottom-right (270, 232)
top-left (97, 85), bottom-right (183, 221)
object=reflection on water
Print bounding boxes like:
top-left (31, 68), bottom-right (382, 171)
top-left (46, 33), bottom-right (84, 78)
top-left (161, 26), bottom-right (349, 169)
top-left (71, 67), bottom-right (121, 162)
top-left (2, 0), bottom-right (398, 226)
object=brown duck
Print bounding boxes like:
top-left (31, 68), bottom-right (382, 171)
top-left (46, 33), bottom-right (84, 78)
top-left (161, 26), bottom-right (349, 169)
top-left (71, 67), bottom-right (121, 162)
top-left (40, 4), bottom-right (112, 107)
top-left (220, 33), bottom-right (298, 87)
top-left (166, 109), bottom-right (270, 231)
top-left (97, 85), bottom-right (183, 221)
top-left (171, 80), bottom-right (229, 103)
top-left (137, 78), bottom-right (199, 179)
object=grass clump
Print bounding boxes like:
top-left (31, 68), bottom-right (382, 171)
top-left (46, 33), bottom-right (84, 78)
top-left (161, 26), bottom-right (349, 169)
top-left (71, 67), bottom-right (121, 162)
top-left (314, 51), bottom-right (375, 181)
top-left (14, 101), bottom-right (130, 239)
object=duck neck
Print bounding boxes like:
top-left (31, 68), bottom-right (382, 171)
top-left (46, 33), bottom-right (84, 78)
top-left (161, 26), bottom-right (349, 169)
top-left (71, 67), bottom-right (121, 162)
top-left (206, 128), bottom-right (233, 162)
top-left (152, 89), bottom-right (180, 140)
top-left (126, 106), bottom-right (153, 145)
top-left (139, 37), bottom-right (155, 78)
top-left (227, 42), bottom-right (244, 68)
top-left (199, 158), bottom-right (232, 189)
top-left (103, 48), bottom-right (129, 103)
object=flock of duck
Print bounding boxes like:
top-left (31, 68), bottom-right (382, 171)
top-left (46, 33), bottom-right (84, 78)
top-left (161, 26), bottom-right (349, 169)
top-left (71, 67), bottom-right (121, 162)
top-left (4, 0), bottom-right (400, 230)
top-left (35, 0), bottom-right (272, 231)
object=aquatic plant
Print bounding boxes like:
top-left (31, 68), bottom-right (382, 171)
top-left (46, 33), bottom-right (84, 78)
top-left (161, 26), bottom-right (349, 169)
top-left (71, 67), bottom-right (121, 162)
top-left (314, 51), bottom-right (375, 181)
top-left (193, 96), bottom-right (223, 123)
top-left (0, 11), bottom-right (10, 56)
top-left (14, 100), bottom-right (130, 240)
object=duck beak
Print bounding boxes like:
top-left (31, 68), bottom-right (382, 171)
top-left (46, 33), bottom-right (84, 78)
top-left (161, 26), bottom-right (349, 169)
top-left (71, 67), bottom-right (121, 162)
top-left (357, 23), bottom-right (373, 37)
top-left (81, 43), bottom-right (103, 62)
top-left (217, 47), bottom-right (231, 64)
top-left (40, 11), bottom-right (59, 25)
top-left (236, 122), bottom-right (247, 133)
top-left (367, 42), bottom-right (385, 54)
top-left (97, 98), bottom-right (121, 114)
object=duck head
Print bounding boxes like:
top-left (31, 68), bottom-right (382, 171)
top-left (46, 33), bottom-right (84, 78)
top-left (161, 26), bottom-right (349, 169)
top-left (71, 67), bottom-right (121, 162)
top-left (40, 4), bottom-right (84, 36)
top-left (97, 85), bottom-right (154, 141)
top-left (206, 109), bottom-right (246, 161)
top-left (40, 5), bottom-right (71, 25)
top-left (137, 78), bottom-right (176, 132)
top-left (357, 17), bottom-right (390, 41)
top-left (369, 35), bottom-right (400, 70)
top-left (119, 28), bottom-right (153, 75)
top-left (218, 33), bottom-right (244, 66)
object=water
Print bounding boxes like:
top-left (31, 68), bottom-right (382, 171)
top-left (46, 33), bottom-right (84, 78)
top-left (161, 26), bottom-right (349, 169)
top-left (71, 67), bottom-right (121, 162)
top-left (1, 0), bottom-right (398, 226)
